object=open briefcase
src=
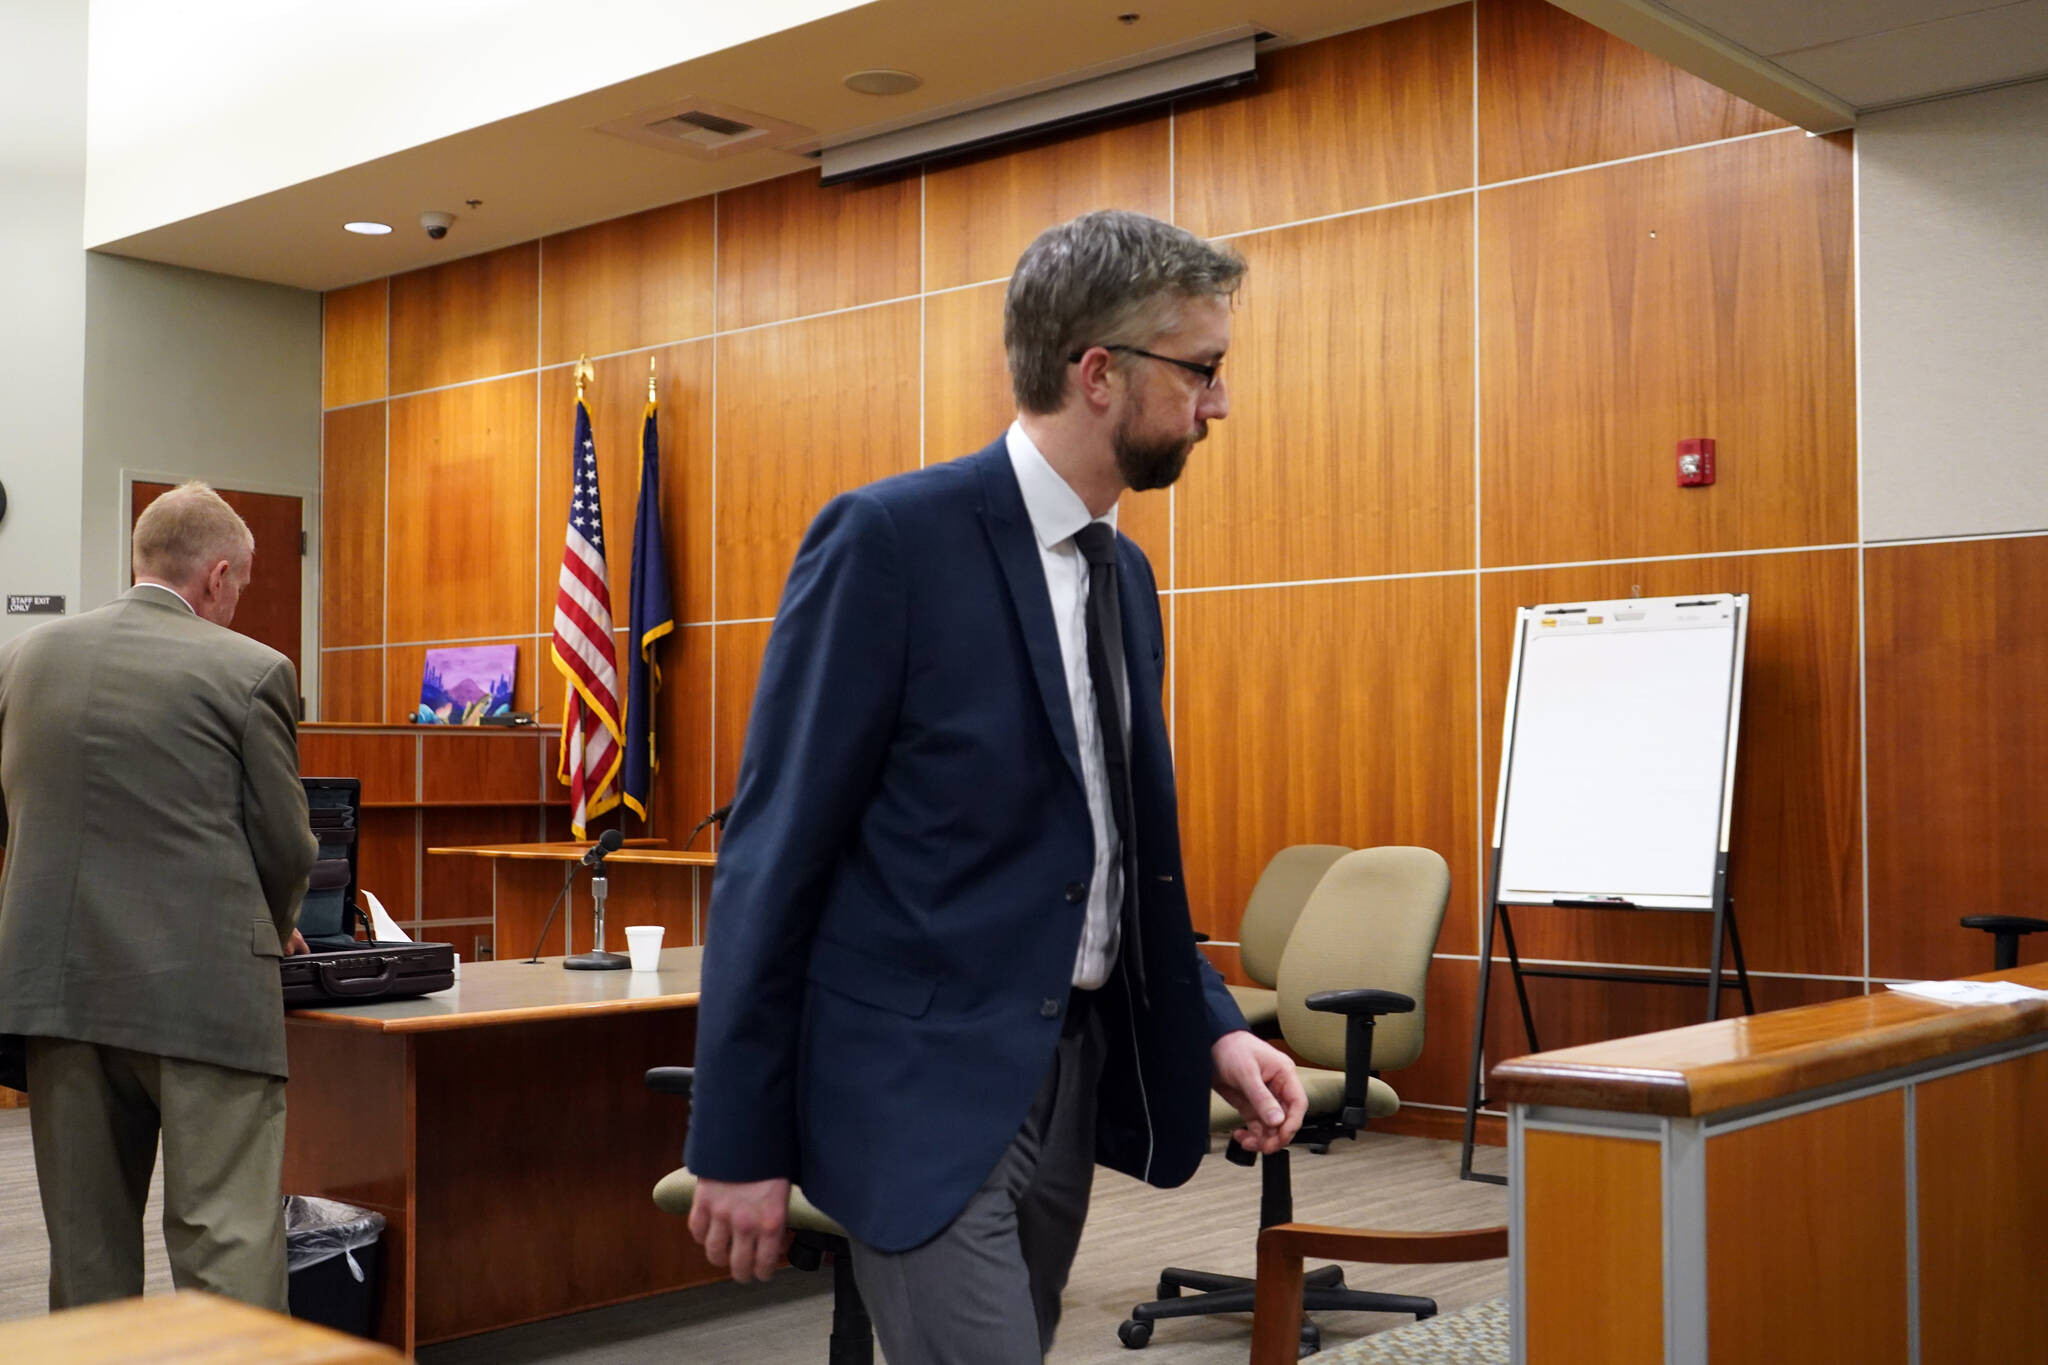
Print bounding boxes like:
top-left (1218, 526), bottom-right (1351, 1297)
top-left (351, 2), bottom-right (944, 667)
top-left (282, 776), bottom-right (454, 1008)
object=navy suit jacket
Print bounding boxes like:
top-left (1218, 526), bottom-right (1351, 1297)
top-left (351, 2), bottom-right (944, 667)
top-left (686, 437), bottom-right (1245, 1252)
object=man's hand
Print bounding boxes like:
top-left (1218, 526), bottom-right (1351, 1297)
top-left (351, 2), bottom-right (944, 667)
top-left (1211, 1029), bottom-right (1307, 1155)
top-left (286, 929), bottom-right (309, 956)
top-left (688, 1177), bottom-right (791, 1283)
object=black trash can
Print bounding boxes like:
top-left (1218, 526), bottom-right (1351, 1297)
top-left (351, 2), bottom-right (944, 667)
top-left (284, 1195), bottom-right (385, 1337)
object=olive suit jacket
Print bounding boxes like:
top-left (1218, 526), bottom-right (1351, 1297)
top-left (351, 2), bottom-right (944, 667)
top-left (0, 587), bottom-right (316, 1080)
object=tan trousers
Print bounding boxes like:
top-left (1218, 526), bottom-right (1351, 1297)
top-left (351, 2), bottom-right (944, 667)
top-left (25, 1037), bottom-right (288, 1313)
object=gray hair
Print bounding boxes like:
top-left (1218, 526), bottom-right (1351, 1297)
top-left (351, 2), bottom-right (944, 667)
top-left (1004, 210), bottom-right (1245, 415)
top-left (132, 481), bottom-right (254, 584)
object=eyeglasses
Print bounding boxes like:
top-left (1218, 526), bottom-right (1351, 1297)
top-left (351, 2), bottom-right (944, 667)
top-left (1066, 344), bottom-right (1224, 389)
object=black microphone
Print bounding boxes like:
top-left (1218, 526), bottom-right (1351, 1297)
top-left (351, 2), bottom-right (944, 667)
top-left (579, 828), bottom-right (625, 868)
top-left (683, 803), bottom-right (732, 850)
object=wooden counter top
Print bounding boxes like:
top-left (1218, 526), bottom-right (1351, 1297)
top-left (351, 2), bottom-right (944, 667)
top-left (427, 841), bottom-right (715, 865)
top-left (288, 945), bottom-right (704, 1033)
top-left (0, 1291), bottom-right (405, 1363)
top-left (1492, 962), bottom-right (2048, 1116)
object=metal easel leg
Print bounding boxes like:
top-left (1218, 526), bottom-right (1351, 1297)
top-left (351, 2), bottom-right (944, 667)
top-left (1706, 901), bottom-right (1728, 1022)
top-left (1498, 904), bottom-right (1540, 1053)
top-left (1725, 898), bottom-right (1755, 1015)
top-left (1461, 895), bottom-right (1501, 1184)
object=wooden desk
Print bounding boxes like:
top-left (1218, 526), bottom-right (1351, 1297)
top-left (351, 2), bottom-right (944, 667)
top-left (284, 947), bottom-right (712, 1353)
top-left (0, 1291), bottom-right (405, 1363)
top-left (1494, 962), bottom-right (2048, 1365)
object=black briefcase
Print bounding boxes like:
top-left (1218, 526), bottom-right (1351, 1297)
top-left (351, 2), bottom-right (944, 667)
top-left (286, 777), bottom-right (454, 1007)
top-left (281, 939), bottom-right (455, 1008)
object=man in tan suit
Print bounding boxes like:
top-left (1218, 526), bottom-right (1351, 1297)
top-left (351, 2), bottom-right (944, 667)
top-left (0, 481), bottom-right (317, 1311)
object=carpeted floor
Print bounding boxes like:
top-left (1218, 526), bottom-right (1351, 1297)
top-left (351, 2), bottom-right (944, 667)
top-left (1306, 1297), bottom-right (1508, 1364)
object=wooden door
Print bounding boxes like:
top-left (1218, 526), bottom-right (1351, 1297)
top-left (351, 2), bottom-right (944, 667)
top-left (131, 482), bottom-right (304, 691)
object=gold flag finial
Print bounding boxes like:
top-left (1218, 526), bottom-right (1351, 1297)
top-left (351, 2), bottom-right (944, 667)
top-left (648, 356), bottom-right (658, 403)
top-left (574, 355), bottom-right (595, 401)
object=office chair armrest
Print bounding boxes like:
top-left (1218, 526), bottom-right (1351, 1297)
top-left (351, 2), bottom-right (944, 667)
top-left (1960, 915), bottom-right (2048, 934)
top-left (645, 1066), bottom-right (696, 1097)
top-left (1304, 988), bottom-right (1415, 1018)
top-left (1303, 992), bottom-right (1414, 1128)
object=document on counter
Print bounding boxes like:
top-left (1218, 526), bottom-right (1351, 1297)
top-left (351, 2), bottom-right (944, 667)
top-left (1888, 980), bottom-right (2048, 1007)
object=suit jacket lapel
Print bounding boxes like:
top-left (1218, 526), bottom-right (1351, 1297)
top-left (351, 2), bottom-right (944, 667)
top-left (973, 442), bottom-right (1086, 794)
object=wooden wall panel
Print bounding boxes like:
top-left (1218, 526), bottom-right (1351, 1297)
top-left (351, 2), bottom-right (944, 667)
top-left (322, 404), bottom-right (386, 648)
top-left (919, 281), bottom-right (1168, 561)
top-left (298, 731), bottom-right (414, 804)
top-left (713, 621), bottom-right (773, 810)
top-left (1173, 575), bottom-right (1478, 952)
top-left (923, 282), bottom-right (1013, 465)
top-left (386, 640), bottom-right (538, 727)
top-left (1479, 130), bottom-right (1856, 567)
top-left (319, 649), bottom-right (384, 724)
top-left (540, 199), bottom-right (715, 364)
top-left (1178, 197), bottom-right (1474, 588)
top-left (386, 376), bottom-right (537, 643)
top-left (641, 624), bottom-right (716, 849)
top-left (355, 808), bottom-right (419, 923)
top-left (420, 733), bottom-right (544, 805)
top-left (1175, 4), bottom-right (1474, 241)
top-left (421, 808), bottom-right (535, 923)
top-left (1706, 1089), bottom-right (1908, 1365)
top-left (322, 280), bottom-right (387, 409)
top-left (538, 340), bottom-right (713, 631)
top-left (1482, 965), bottom-right (1862, 1068)
top-left (923, 113), bottom-right (1170, 293)
top-left (1392, 955), bottom-right (1484, 1110)
top-left (1479, 551), bottom-right (1862, 975)
top-left (1867, 537), bottom-right (2048, 979)
top-left (1522, 1130), bottom-right (1662, 1365)
top-left (714, 302), bottom-right (921, 620)
top-left (715, 170), bottom-right (920, 331)
top-left (1917, 1049), bottom-right (2048, 1364)
top-left (388, 243), bottom-right (538, 395)
top-left (1477, 0), bottom-right (1788, 183)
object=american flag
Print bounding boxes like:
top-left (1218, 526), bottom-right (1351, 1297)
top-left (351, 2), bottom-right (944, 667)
top-left (551, 397), bottom-right (624, 837)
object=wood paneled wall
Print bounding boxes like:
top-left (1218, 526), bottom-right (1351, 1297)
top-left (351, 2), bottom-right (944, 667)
top-left (317, 0), bottom-right (2039, 1132)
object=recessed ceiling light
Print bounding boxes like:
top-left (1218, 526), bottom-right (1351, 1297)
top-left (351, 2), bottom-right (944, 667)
top-left (843, 69), bottom-right (921, 96)
top-left (343, 221), bottom-right (393, 235)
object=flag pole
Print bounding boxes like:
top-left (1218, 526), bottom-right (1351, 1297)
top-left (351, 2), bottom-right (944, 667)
top-left (643, 356), bottom-right (658, 833)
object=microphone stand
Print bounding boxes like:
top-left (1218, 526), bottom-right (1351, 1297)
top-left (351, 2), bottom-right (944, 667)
top-left (564, 841), bottom-right (630, 971)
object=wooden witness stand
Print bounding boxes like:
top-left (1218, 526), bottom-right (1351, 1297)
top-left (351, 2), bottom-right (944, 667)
top-left (1461, 595), bottom-right (1756, 1183)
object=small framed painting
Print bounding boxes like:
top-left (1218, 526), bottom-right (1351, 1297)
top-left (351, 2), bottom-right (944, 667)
top-left (416, 644), bottom-right (517, 725)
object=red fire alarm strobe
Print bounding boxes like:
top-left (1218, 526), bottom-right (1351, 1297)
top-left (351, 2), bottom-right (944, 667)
top-left (1678, 437), bottom-right (1716, 487)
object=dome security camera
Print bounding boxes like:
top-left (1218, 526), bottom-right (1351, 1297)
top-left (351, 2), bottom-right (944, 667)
top-left (420, 211), bottom-right (456, 240)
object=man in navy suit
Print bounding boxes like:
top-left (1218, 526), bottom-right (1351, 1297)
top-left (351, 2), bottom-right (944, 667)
top-left (686, 210), bottom-right (1305, 1363)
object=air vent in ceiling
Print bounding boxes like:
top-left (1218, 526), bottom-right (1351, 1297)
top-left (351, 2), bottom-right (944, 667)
top-left (596, 98), bottom-right (812, 160)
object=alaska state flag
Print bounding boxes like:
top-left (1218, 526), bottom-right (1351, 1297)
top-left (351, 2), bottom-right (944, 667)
top-left (622, 396), bottom-right (673, 819)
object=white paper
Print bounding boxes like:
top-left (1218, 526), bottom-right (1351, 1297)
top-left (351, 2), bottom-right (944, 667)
top-left (1887, 980), bottom-right (2048, 1007)
top-left (362, 889), bottom-right (411, 944)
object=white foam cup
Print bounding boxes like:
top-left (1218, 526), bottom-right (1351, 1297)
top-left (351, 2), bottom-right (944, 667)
top-left (625, 925), bottom-right (665, 972)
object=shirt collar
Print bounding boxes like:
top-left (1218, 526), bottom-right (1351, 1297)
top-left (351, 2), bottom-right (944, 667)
top-left (1005, 419), bottom-right (1117, 553)
top-left (132, 581), bottom-right (198, 615)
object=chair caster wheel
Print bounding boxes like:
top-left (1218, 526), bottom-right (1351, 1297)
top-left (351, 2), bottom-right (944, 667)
top-left (1155, 1278), bottom-right (1180, 1298)
top-left (1118, 1319), bottom-right (1153, 1348)
top-left (1299, 1319), bottom-right (1322, 1355)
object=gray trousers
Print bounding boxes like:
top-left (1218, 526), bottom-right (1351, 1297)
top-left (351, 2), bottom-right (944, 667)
top-left (851, 1006), bottom-right (1106, 1365)
top-left (25, 1036), bottom-right (289, 1312)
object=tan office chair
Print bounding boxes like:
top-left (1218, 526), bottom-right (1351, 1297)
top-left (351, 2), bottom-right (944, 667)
top-left (1118, 846), bottom-right (1451, 1355)
top-left (645, 1068), bottom-right (873, 1365)
top-left (1226, 844), bottom-right (1352, 1037)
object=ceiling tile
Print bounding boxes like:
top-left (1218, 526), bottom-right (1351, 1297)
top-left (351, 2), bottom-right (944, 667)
top-left (1772, 0), bottom-right (2048, 107)
top-left (1658, 0), bottom-right (2014, 60)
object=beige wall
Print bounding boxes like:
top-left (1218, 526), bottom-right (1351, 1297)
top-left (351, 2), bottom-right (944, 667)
top-left (78, 254), bottom-right (321, 697)
top-left (0, 0), bottom-right (87, 644)
top-left (1859, 77), bottom-right (2048, 542)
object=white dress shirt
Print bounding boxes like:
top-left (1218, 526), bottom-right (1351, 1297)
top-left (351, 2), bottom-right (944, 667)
top-left (1005, 421), bottom-right (1130, 990)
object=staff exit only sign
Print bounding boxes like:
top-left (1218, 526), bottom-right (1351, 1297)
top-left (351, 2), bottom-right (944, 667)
top-left (6, 595), bottom-right (65, 615)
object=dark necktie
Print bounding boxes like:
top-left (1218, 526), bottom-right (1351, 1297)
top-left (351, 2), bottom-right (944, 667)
top-left (1072, 521), bottom-right (1146, 1004)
